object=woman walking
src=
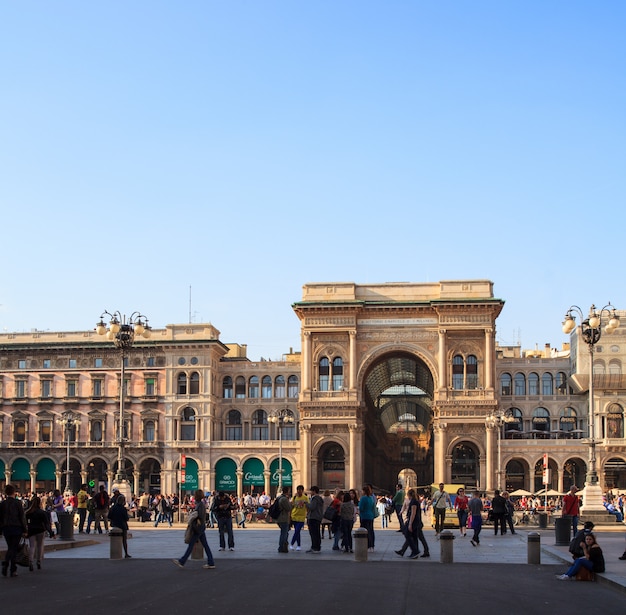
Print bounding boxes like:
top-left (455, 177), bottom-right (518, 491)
top-left (25, 495), bottom-right (52, 571)
top-left (358, 484), bottom-right (376, 552)
top-left (172, 489), bottom-right (215, 569)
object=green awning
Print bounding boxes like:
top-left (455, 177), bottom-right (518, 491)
top-left (243, 458), bottom-right (264, 487)
top-left (36, 457), bottom-right (56, 481)
top-left (11, 457), bottom-right (31, 480)
top-left (270, 458), bottom-right (292, 486)
top-left (183, 457), bottom-right (198, 491)
top-left (215, 458), bottom-right (237, 492)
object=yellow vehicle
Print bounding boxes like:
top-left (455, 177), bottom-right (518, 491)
top-left (429, 483), bottom-right (466, 528)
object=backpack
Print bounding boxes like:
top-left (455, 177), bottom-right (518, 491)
top-left (268, 496), bottom-right (283, 522)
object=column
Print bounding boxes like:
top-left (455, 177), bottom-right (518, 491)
top-left (55, 470), bottom-right (62, 492)
top-left (438, 329), bottom-right (447, 390)
top-left (300, 424), bottom-right (311, 490)
top-left (29, 469), bottom-right (36, 495)
top-left (236, 470), bottom-right (243, 499)
top-left (349, 423), bottom-right (363, 489)
top-left (484, 328), bottom-right (494, 390)
top-left (303, 331), bottom-right (312, 391)
top-left (349, 330), bottom-right (357, 390)
top-left (557, 467), bottom-right (564, 494)
top-left (433, 422), bottom-right (447, 482)
top-left (485, 422), bottom-right (496, 492)
top-left (263, 470), bottom-right (271, 496)
top-left (107, 471), bottom-right (114, 489)
top-left (133, 471), bottom-right (141, 497)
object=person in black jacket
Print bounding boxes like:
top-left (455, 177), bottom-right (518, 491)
top-left (491, 489), bottom-right (507, 536)
top-left (212, 492), bottom-right (235, 551)
top-left (0, 484), bottom-right (28, 577)
top-left (108, 494), bottom-right (131, 558)
top-left (26, 495), bottom-right (52, 571)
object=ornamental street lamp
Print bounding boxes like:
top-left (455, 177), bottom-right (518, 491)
top-left (57, 410), bottom-right (80, 494)
top-left (268, 409), bottom-right (294, 493)
top-left (96, 311), bottom-right (151, 499)
top-left (562, 303), bottom-right (620, 514)
top-left (486, 409), bottom-right (515, 490)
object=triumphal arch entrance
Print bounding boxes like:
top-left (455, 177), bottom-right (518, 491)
top-left (292, 280), bottom-right (504, 493)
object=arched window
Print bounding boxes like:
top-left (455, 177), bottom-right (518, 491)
top-left (332, 358), bottom-right (344, 390)
top-left (261, 376), bottom-right (272, 399)
top-left (144, 420), bottom-right (156, 442)
top-left (222, 377), bottom-right (233, 399)
top-left (528, 373), bottom-right (539, 396)
top-left (13, 419), bottom-right (27, 442)
top-left (560, 407), bottom-right (577, 435)
top-left (189, 372), bottom-right (200, 395)
top-left (452, 355), bottom-right (464, 390)
top-left (609, 360), bottom-right (622, 377)
top-left (177, 372), bottom-right (187, 395)
top-left (400, 438), bottom-right (414, 463)
top-left (235, 376), bottom-right (246, 399)
top-left (319, 357), bottom-right (330, 391)
top-left (287, 375), bottom-right (299, 398)
top-left (500, 373), bottom-right (512, 396)
top-left (556, 372), bottom-right (568, 394)
top-left (91, 419), bottom-right (103, 442)
top-left (451, 443), bottom-right (479, 485)
top-left (514, 373), bottom-right (526, 396)
top-left (606, 403), bottom-right (624, 439)
top-left (39, 419), bottom-right (52, 442)
top-left (504, 408), bottom-right (523, 437)
top-left (225, 410), bottom-right (242, 441)
top-left (532, 407), bottom-right (550, 433)
top-left (249, 376), bottom-right (259, 399)
top-left (466, 355), bottom-right (478, 389)
top-left (541, 373), bottom-right (553, 395)
top-left (275, 375), bottom-right (285, 398)
top-left (252, 409), bottom-right (268, 440)
top-left (180, 407), bottom-right (196, 441)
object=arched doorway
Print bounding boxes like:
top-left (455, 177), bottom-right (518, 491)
top-left (398, 468), bottom-right (418, 490)
top-left (505, 459), bottom-right (528, 492)
top-left (86, 457), bottom-right (108, 491)
top-left (36, 457), bottom-right (57, 493)
top-left (362, 352), bottom-right (435, 491)
top-left (317, 442), bottom-right (345, 490)
top-left (451, 443), bottom-right (479, 488)
top-left (60, 458), bottom-right (82, 493)
top-left (214, 458), bottom-right (237, 494)
top-left (604, 457), bottom-right (626, 491)
top-left (563, 458), bottom-right (586, 491)
top-left (138, 458), bottom-right (162, 495)
top-left (534, 457), bottom-right (558, 493)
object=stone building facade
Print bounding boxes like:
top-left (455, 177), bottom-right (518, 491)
top-left (0, 280), bottom-right (625, 497)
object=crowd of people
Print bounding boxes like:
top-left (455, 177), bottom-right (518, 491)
top-left (3, 481), bottom-right (626, 580)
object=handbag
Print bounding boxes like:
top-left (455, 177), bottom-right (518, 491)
top-left (323, 505), bottom-right (337, 522)
top-left (15, 538), bottom-right (30, 568)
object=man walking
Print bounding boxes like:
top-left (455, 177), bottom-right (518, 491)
top-left (392, 483), bottom-right (406, 532)
top-left (562, 485), bottom-right (580, 537)
top-left (306, 485), bottom-right (324, 553)
top-left (432, 482), bottom-right (452, 537)
top-left (212, 491), bottom-right (235, 551)
top-left (491, 489), bottom-right (507, 536)
top-left (93, 485), bottom-right (110, 534)
top-left (468, 490), bottom-right (484, 547)
top-left (275, 486), bottom-right (292, 553)
top-left (0, 485), bottom-right (28, 577)
top-left (76, 483), bottom-right (89, 533)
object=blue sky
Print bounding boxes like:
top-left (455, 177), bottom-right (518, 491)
top-left (1, 2), bottom-right (625, 360)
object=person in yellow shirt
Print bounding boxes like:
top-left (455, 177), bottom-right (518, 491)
top-left (77, 484), bottom-right (89, 533)
top-left (289, 485), bottom-right (308, 551)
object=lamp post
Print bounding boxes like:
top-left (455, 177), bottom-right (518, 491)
top-left (268, 409), bottom-right (294, 493)
top-left (562, 303), bottom-right (620, 514)
top-left (486, 409), bottom-right (514, 490)
top-left (57, 410), bottom-right (80, 494)
top-left (96, 311), bottom-right (151, 499)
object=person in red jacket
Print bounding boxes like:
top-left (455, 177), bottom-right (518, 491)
top-left (562, 485), bottom-right (580, 538)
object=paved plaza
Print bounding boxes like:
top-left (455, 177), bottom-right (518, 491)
top-left (2, 519), bottom-right (626, 614)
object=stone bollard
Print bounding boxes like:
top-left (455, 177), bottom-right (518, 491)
top-left (439, 530), bottom-right (455, 564)
top-left (527, 532), bottom-right (541, 564)
top-left (191, 539), bottom-right (204, 560)
top-left (109, 528), bottom-right (124, 560)
top-left (353, 528), bottom-right (369, 562)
